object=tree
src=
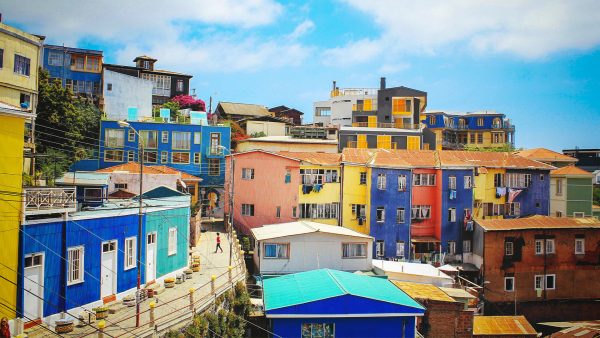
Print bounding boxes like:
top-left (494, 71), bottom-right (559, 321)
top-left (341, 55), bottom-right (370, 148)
top-left (171, 95), bottom-right (206, 111)
top-left (463, 144), bottom-right (518, 152)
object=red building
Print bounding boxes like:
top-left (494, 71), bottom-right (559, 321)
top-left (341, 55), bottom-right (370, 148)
top-left (469, 216), bottom-right (600, 323)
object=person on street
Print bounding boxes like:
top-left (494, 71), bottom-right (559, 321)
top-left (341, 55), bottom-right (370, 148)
top-left (215, 233), bottom-right (223, 253)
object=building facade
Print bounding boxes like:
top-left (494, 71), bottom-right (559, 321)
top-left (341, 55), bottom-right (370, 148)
top-left (550, 166), bottom-right (594, 217)
top-left (562, 149), bottom-right (600, 172)
top-left (424, 111), bottom-right (515, 150)
top-left (43, 45), bottom-right (103, 105)
top-left (102, 69), bottom-right (153, 121)
top-left (517, 148), bottom-right (578, 168)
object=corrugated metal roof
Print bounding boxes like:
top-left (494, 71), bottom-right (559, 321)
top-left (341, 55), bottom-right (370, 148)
top-left (517, 148), bottom-right (578, 163)
top-left (439, 150), bottom-right (555, 170)
top-left (278, 151), bottom-right (341, 165)
top-left (439, 287), bottom-right (477, 299)
top-left (371, 150), bottom-right (437, 168)
top-left (550, 326), bottom-right (600, 338)
top-left (218, 102), bottom-right (272, 117)
top-left (341, 148), bottom-right (379, 164)
top-left (473, 316), bottom-right (537, 336)
top-left (477, 215), bottom-right (600, 231)
top-left (56, 172), bottom-right (110, 186)
top-left (393, 281), bottom-right (456, 302)
top-left (97, 163), bottom-right (201, 181)
top-left (551, 165), bottom-right (593, 176)
top-left (373, 260), bottom-right (453, 280)
top-left (251, 221), bottom-right (372, 241)
top-left (263, 269), bottom-right (425, 311)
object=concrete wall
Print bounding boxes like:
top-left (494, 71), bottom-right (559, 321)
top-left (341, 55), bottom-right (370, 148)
top-left (254, 231), bottom-right (372, 274)
top-left (108, 172), bottom-right (180, 195)
top-left (103, 70), bottom-right (153, 121)
top-left (236, 140), bottom-right (338, 153)
top-left (246, 121), bottom-right (286, 137)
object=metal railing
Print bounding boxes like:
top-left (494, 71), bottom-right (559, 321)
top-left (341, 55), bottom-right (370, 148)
top-left (206, 147), bottom-right (224, 156)
top-left (23, 187), bottom-right (77, 215)
top-left (331, 88), bottom-right (378, 97)
top-left (351, 122), bottom-right (420, 130)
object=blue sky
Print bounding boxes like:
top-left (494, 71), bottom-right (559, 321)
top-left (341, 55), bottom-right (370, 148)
top-left (4, 0), bottom-right (600, 151)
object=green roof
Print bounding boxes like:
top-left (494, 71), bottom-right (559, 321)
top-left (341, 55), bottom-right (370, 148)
top-left (263, 269), bottom-right (424, 311)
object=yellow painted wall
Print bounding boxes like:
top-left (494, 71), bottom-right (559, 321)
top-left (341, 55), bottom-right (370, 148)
top-left (341, 165), bottom-right (370, 235)
top-left (298, 165), bottom-right (341, 226)
top-left (0, 114), bottom-right (26, 319)
top-left (0, 23), bottom-right (43, 107)
top-left (407, 136), bottom-right (420, 150)
top-left (473, 168), bottom-right (506, 220)
top-left (466, 131), bottom-right (506, 148)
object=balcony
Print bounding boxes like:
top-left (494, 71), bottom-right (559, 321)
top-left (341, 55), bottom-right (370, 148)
top-left (24, 187), bottom-right (77, 215)
top-left (351, 122), bottom-right (420, 130)
top-left (206, 146), bottom-right (225, 158)
top-left (330, 88), bottom-right (378, 98)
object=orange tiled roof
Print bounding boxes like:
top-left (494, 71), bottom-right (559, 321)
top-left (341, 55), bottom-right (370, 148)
top-left (278, 151), bottom-right (341, 165)
top-left (477, 215), bottom-right (600, 231)
top-left (392, 281), bottom-right (456, 303)
top-left (473, 316), bottom-right (537, 336)
top-left (341, 148), bottom-right (379, 164)
top-left (551, 165), bottom-right (593, 176)
top-left (517, 148), bottom-right (578, 163)
top-left (438, 151), bottom-right (555, 170)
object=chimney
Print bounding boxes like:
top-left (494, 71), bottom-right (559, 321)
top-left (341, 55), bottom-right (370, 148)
top-left (380, 77), bottom-right (386, 90)
top-left (332, 80), bottom-right (337, 91)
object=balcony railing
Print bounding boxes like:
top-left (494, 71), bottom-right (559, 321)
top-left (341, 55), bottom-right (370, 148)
top-left (331, 88), bottom-right (378, 97)
top-left (206, 147), bottom-right (225, 157)
top-left (351, 122), bottom-right (421, 130)
top-left (24, 187), bottom-right (77, 215)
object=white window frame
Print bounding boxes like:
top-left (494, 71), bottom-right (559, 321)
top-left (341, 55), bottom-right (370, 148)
top-left (396, 208), bottom-right (405, 223)
top-left (263, 243), bottom-right (289, 259)
top-left (359, 172), bottom-right (367, 185)
top-left (242, 168), bottom-right (255, 180)
top-left (376, 207), bottom-right (385, 223)
top-left (377, 174), bottom-right (386, 190)
top-left (545, 274), bottom-right (556, 290)
top-left (448, 176), bottom-right (456, 190)
top-left (124, 237), bottom-right (136, 270)
top-left (398, 175), bottom-right (406, 191)
top-left (171, 131), bottom-right (191, 150)
top-left (241, 204), bottom-right (255, 216)
top-left (194, 132), bottom-right (201, 144)
top-left (193, 152), bottom-right (200, 164)
top-left (161, 131), bottom-right (169, 143)
top-left (535, 239), bottom-right (544, 255)
top-left (448, 241), bottom-right (456, 255)
top-left (171, 152), bottom-right (190, 164)
top-left (127, 151), bottom-right (134, 162)
top-left (448, 208), bottom-right (456, 222)
top-left (67, 246), bottom-right (84, 285)
top-left (464, 175), bottom-right (472, 189)
top-left (534, 275), bottom-right (544, 290)
top-left (161, 151), bottom-right (168, 164)
top-left (168, 227), bottom-right (177, 256)
top-left (128, 129), bottom-right (135, 142)
top-left (342, 243), bottom-right (367, 258)
top-left (463, 240), bottom-right (471, 253)
top-left (504, 277), bottom-right (515, 292)
top-left (376, 241), bottom-right (385, 257)
top-left (396, 241), bottom-right (405, 258)
top-left (505, 241), bottom-right (514, 256)
top-left (575, 238), bottom-right (585, 254)
top-left (546, 238), bottom-right (555, 254)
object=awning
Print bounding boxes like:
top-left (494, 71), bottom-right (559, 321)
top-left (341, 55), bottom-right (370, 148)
top-left (438, 264), bottom-right (459, 272)
top-left (457, 263), bottom-right (479, 272)
top-left (411, 236), bottom-right (440, 243)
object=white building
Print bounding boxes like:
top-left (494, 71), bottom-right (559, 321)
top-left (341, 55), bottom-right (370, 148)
top-left (313, 84), bottom-right (378, 127)
top-left (103, 69), bottom-right (153, 121)
top-left (372, 260), bottom-right (454, 287)
top-left (251, 221), bottom-right (373, 274)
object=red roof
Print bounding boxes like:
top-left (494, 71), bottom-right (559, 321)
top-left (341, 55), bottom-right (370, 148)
top-left (97, 163), bottom-right (201, 181)
top-left (108, 189), bottom-right (137, 199)
top-left (517, 148), bottom-right (578, 163)
top-left (551, 165), bottom-right (593, 177)
top-left (477, 215), bottom-right (600, 231)
top-left (278, 151), bottom-right (341, 165)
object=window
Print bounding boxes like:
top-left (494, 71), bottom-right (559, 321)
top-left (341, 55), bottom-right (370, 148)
top-left (494, 173), bottom-right (504, 187)
top-left (176, 79), bottom-right (184, 92)
top-left (264, 243), bottom-right (289, 259)
top-left (167, 228), bottom-right (177, 255)
top-left (469, 133), bottom-right (475, 144)
top-left (172, 132), bottom-right (191, 150)
top-left (285, 169), bottom-right (291, 184)
top-left (376, 240), bottom-right (385, 257)
top-left (546, 239), bottom-right (555, 254)
top-left (540, 173), bottom-right (545, 181)
top-left (20, 93), bottom-right (30, 108)
top-left (141, 73), bottom-right (171, 96)
top-left (143, 151), bottom-right (158, 163)
top-left (194, 132), bottom-right (201, 144)
top-left (301, 323), bottom-right (334, 338)
top-left (14, 55), bottom-right (31, 76)
top-left (104, 149), bottom-right (124, 162)
top-left (161, 151), bottom-right (168, 164)
top-left (139, 130), bottom-right (158, 148)
top-left (413, 173), bottom-right (436, 186)
top-left (315, 107), bottom-right (331, 116)
top-left (463, 240), bottom-right (471, 253)
top-left (477, 117), bottom-right (484, 126)
top-left (86, 57), bottom-right (100, 71)
top-left (398, 175), bottom-right (406, 191)
top-left (67, 246), bottom-right (84, 285)
top-left (505, 277), bottom-right (515, 292)
top-left (161, 131), bottom-right (169, 143)
top-left (299, 203), bottom-right (339, 219)
top-left (376, 207), bottom-right (385, 223)
top-left (24, 253), bottom-right (43, 268)
top-left (545, 274), bottom-right (555, 290)
top-left (342, 243), bottom-right (367, 258)
top-left (127, 151), bottom-right (134, 162)
top-left (505, 241), bottom-right (514, 256)
top-left (48, 51), bottom-right (63, 66)
top-left (0, 49), bottom-right (3, 68)
top-left (448, 176), bottom-right (456, 190)
top-left (352, 204), bottom-right (366, 221)
top-left (396, 241), bottom-right (405, 258)
top-left (127, 129), bottom-right (135, 142)
top-left (115, 183), bottom-right (128, 190)
top-left (506, 173), bottom-right (532, 188)
top-left (171, 152), bottom-right (190, 164)
top-left (492, 132), bottom-right (504, 144)
top-left (301, 169), bottom-right (324, 185)
top-left (575, 238), bottom-right (585, 254)
top-left (193, 153), bottom-right (200, 164)
top-left (377, 174), bottom-right (386, 190)
top-left (447, 241), bottom-right (456, 254)
top-left (429, 116), bottom-right (436, 125)
top-left (208, 159), bottom-right (220, 176)
top-left (477, 133), bottom-right (483, 144)
top-left (359, 172), bottom-right (367, 185)
top-left (107, 83), bottom-right (112, 91)
top-left (209, 133), bottom-right (221, 154)
top-left (84, 188), bottom-right (104, 202)
top-left (535, 239), bottom-right (544, 255)
top-left (143, 60), bottom-right (150, 69)
top-left (241, 204), bottom-right (254, 216)
top-left (242, 168), bottom-right (255, 180)
top-left (396, 208), bottom-right (405, 223)
top-left (125, 237), bottom-right (136, 270)
top-left (411, 205), bottom-right (431, 219)
top-left (493, 204), bottom-right (505, 216)
top-left (276, 206), bottom-right (281, 218)
top-left (573, 212), bottom-right (585, 218)
top-left (506, 202), bottom-right (520, 216)
top-left (324, 170), bottom-right (338, 183)
top-left (534, 275), bottom-right (544, 290)
top-left (464, 175), bottom-right (472, 189)
top-left (448, 208), bottom-right (456, 222)
top-left (292, 206), bottom-right (297, 218)
top-left (105, 129), bottom-right (125, 148)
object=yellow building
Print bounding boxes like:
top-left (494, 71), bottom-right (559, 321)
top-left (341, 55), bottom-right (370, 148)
top-left (340, 149), bottom-right (377, 235)
top-left (0, 103), bottom-right (31, 319)
top-left (0, 22), bottom-right (44, 173)
top-left (279, 152), bottom-right (342, 226)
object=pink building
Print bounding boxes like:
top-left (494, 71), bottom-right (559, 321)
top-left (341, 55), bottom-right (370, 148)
top-left (224, 150), bottom-right (301, 234)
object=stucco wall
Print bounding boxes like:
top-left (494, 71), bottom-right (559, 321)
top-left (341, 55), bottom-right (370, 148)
top-left (103, 70), bottom-right (153, 121)
top-left (341, 165), bottom-right (370, 234)
top-left (108, 172), bottom-right (180, 195)
top-left (236, 140), bottom-right (338, 153)
top-left (550, 176), bottom-right (567, 216)
top-left (246, 121), bottom-right (286, 136)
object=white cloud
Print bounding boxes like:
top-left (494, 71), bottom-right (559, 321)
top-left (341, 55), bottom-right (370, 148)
top-left (287, 20), bottom-right (315, 40)
top-left (327, 0), bottom-right (600, 65)
top-left (322, 38), bottom-right (383, 66)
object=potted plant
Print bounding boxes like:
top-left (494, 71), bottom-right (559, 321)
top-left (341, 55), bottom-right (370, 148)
top-left (55, 318), bottom-right (74, 333)
top-left (164, 277), bottom-right (175, 288)
top-left (93, 306), bottom-right (109, 319)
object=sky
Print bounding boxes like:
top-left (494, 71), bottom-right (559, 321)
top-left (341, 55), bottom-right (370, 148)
top-left (4, 0), bottom-right (600, 151)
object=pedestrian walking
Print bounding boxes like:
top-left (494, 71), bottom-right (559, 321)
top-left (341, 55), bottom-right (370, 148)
top-left (215, 232), bottom-right (223, 253)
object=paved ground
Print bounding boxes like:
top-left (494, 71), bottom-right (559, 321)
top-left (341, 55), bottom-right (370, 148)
top-left (28, 227), bottom-right (246, 338)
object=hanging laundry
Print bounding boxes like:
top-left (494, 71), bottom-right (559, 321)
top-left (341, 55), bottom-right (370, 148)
top-left (508, 188), bottom-right (522, 203)
top-left (313, 184), bottom-right (323, 192)
top-left (496, 187), bottom-right (507, 198)
top-left (465, 221), bottom-right (474, 231)
top-left (302, 185), bottom-right (313, 194)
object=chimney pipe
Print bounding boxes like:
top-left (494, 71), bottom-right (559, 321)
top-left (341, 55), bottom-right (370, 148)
top-left (333, 80), bottom-right (337, 91)
top-left (380, 77), bottom-right (386, 90)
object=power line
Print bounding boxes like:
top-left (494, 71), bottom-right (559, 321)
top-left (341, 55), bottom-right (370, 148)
top-left (0, 299), bottom-right (63, 338)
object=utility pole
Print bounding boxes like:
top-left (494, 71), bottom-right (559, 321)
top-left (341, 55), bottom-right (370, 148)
top-left (136, 141), bottom-right (143, 327)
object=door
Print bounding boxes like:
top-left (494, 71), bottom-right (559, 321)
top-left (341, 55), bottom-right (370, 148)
top-left (146, 233), bottom-right (157, 282)
top-left (210, 133), bottom-right (221, 154)
top-left (24, 253), bottom-right (44, 321)
top-left (101, 241), bottom-right (117, 298)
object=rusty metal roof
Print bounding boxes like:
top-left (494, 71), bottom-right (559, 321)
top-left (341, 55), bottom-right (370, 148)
top-left (517, 148), bottom-right (578, 163)
top-left (439, 151), bottom-right (555, 170)
top-left (341, 148), bottom-right (378, 164)
top-left (477, 215), bottom-right (600, 231)
top-left (551, 165), bottom-right (593, 176)
top-left (392, 281), bottom-right (456, 303)
top-left (278, 151), bottom-right (341, 165)
top-left (371, 150), bottom-right (438, 168)
top-left (473, 316), bottom-right (537, 336)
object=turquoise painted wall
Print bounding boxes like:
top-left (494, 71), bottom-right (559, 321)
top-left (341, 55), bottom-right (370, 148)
top-left (145, 207), bottom-right (190, 278)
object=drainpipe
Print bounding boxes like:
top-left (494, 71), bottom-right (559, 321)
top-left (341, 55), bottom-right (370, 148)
top-left (61, 214), bottom-right (68, 313)
top-left (339, 162), bottom-right (344, 227)
top-left (408, 168), bottom-right (414, 260)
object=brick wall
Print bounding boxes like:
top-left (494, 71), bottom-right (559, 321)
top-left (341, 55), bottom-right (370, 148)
top-left (419, 300), bottom-right (473, 338)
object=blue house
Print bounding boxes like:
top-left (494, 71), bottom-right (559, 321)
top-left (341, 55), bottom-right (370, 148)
top-left (55, 172), bottom-right (111, 208)
top-left (263, 269), bottom-right (425, 338)
top-left (440, 168), bottom-right (474, 257)
top-left (505, 169), bottom-right (550, 218)
top-left (43, 45), bottom-right (103, 104)
top-left (369, 167), bottom-right (412, 260)
top-left (98, 120), bottom-right (230, 188)
top-left (18, 188), bottom-right (190, 321)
